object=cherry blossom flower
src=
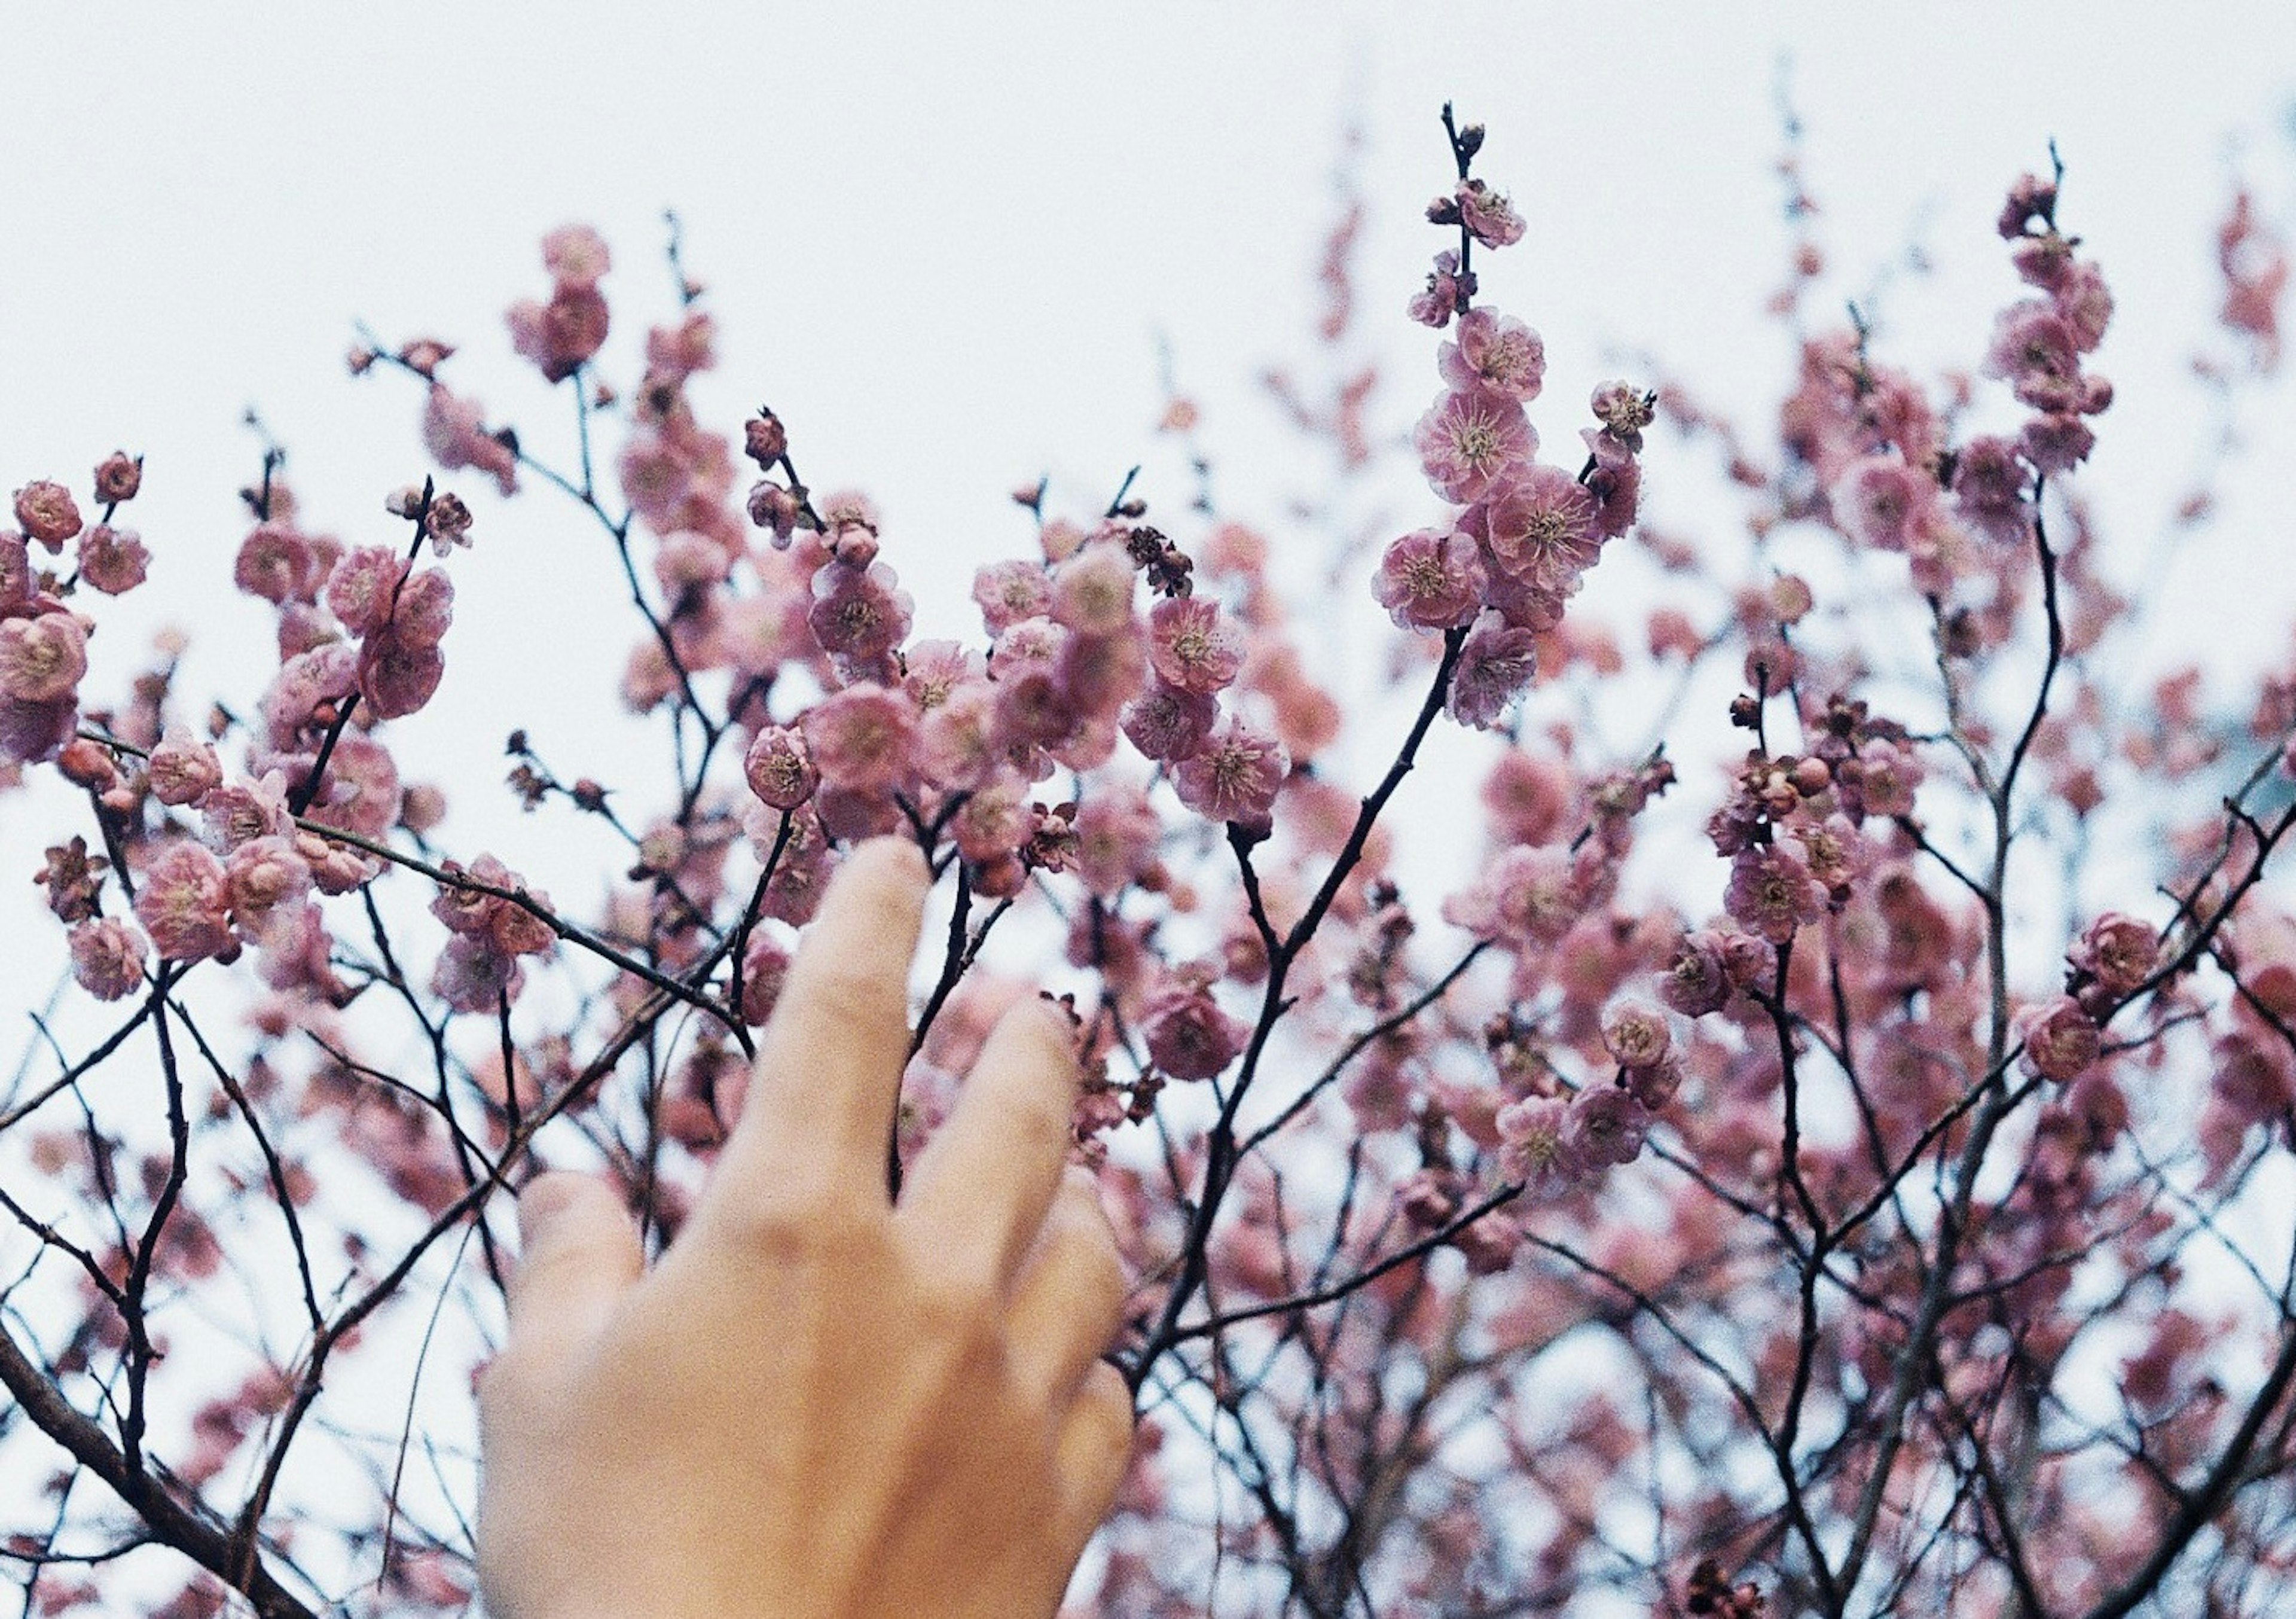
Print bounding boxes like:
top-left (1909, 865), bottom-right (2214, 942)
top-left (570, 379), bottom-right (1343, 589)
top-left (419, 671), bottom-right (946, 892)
top-left (1146, 596), bottom-right (1244, 695)
top-left (1446, 617), bottom-right (1538, 730)
top-left (1413, 386), bottom-right (1535, 504)
top-left (541, 224), bottom-right (611, 290)
top-left (13, 481), bottom-right (81, 550)
top-left (1444, 844), bottom-right (1582, 948)
top-left (146, 727), bottom-right (224, 806)
top-left (92, 451), bottom-right (142, 505)
top-left (1172, 715), bottom-right (1288, 825)
top-left (134, 841), bottom-right (234, 963)
top-left (68, 916), bottom-right (146, 1001)
top-left (1140, 968), bottom-right (1250, 1081)
top-left (508, 284), bottom-right (609, 383)
top-left (973, 559), bottom-right (1055, 636)
top-left (1564, 1085), bottom-right (1652, 1169)
top-left (1452, 178), bottom-right (1526, 248)
top-left (1439, 307), bottom-right (1545, 400)
top-left (1466, 464), bottom-right (1600, 589)
top-left (743, 724), bottom-right (819, 810)
top-left (0, 533), bottom-right (30, 609)
top-left (2017, 995), bottom-right (2100, 1082)
top-left (0, 611), bottom-right (87, 705)
top-left (809, 559), bottom-right (914, 664)
top-left (1496, 1095), bottom-right (1577, 1191)
top-left (422, 385), bottom-right (517, 496)
top-left (1372, 527), bottom-right (1486, 630)
top-left (803, 684), bottom-right (920, 795)
top-left (1601, 1001), bottom-right (1672, 1071)
top-left (2068, 911), bottom-right (2158, 998)
top-left (358, 624), bottom-right (446, 719)
top-left (77, 525), bottom-right (148, 594)
top-left (1407, 248), bottom-right (1464, 328)
top-left (1724, 845), bottom-right (1828, 944)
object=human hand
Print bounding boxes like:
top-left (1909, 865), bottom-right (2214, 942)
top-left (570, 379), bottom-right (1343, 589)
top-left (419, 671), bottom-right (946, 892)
top-left (475, 838), bottom-right (1135, 1619)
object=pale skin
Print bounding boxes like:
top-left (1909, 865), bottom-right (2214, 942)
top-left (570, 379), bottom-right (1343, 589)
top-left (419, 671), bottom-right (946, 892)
top-left (476, 838), bottom-right (1136, 1619)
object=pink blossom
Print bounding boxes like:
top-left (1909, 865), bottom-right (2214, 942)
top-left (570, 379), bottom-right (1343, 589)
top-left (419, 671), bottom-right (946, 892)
top-left (69, 916), bottom-right (147, 1001)
top-left (202, 772), bottom-right (292, 850)
top-left (1413, 386), bottom-right (1535, 504)
top-left (1173, 715), bottom-right (1288, 825)
top-left (1843, 737), bottom-right (1922, 820)
top-left (1453, 179), bottom-right (1526, 248)
top-left (747, 480), bottom-right (805, 546)
top-left (808, 559), bottom-right (913, 664)
top-left (0, 611), bottom-right (87, 704)
top-left (1051, 544), bottom-right (1138, 639)
top-left (1140, 971), bottom-right (1250, 1081)
top-left (743, 724), bottom-right (819, 809)
top-left (147, 727), bottom-right (224, 806)
top-left (1073, 785), bottom-right (1161, 896)
top-left (1496, 1095), bottom-right (1577, 1191)
top-left (738, 932), bottom-right (790, 1027)
top-left (1466, 464), bottom-right (1600, 589)
top-left (234, 523), bottom-right (319, 605)
top-left (1408, 248), bottom-right (1463, 328)
top-left (1580, 428), bottom-right (1642, 537)
top-left (2016, 996), bottom-right (2100, 1082)
top-left (952, 772), bottom-right (1030, 867)
top-left (1564, 1086), bottom-right (1652, 1169)
top-left (422, 385), bottom-right (517, 496)
top-left (1146, 597), bottom-right (1244, 695)
top-left (0, 533), bottom-right (30, 609)
top-left (358, 626), bottom-right (446, 719)
top-left (1601, 1001), bottom-right (1672, 1071)
top-left (541, 224), bottom-right (612, 291)
top-left (917, 679), bottom-right (1001, 790)
top-left (1984, 301), bottom-right (2082, 408)
top-left (386, 566), bottom-right (454, 647)
top-left (224, 836), bottom-right (313, 941)
top-left (1443, 844), bottom-right (1581, 948)
top-left (13, 481), bottom-right (81, 550)
top-left (508, 285), bottom-right (610, 383)
top-left (134, 841), bottom-right (234, 963)
top-left (1724, 846), bottom-right (1828, 944)
top-left (432, 934), bottom-right (523, 1014)
top-left (1839, 454), bottom-right (1937, 554)
top-left (1121, 681), bottom-right (1217, 764)
top-left (803, 684), bottom-right (920, 794)
top-left (972, 560), bottom-right (1053, 636)
top-left (305, 733), bottom-right (400, 839)
top-left (92, 450), bottom-right (142, 504)
top-left (1373, 528), bottom-right (1486, 630)
top-left (647, 312), bottom-right (719, 384)
top-left (261, 645), bottom-right (361, 750)
top-left (2020, 412), bottom-right (2096, 474)
top-left (323, 545), bottom-right (404, 636)
top-left (1446, 617), bottom-right (1538, 729)
top-left (1440, 307), bottom-right (1545, 400)
top-left (77, 525), bottom-right (148, 595)
top-left (2068, 911), bottom-right (2158, 998)
top-left (1951, 435), bottom-right (2031, 545)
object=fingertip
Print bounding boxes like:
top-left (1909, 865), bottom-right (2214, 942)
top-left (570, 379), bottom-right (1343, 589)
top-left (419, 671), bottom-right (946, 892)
top-left (515, 1169), bottom-right (605, 1246)
top-left (847, 834), bottom-right (929, 894)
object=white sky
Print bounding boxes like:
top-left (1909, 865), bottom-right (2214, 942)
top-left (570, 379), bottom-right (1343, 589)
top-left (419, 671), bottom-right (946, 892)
top-left (3, 4), bottom-right (2293, 1030)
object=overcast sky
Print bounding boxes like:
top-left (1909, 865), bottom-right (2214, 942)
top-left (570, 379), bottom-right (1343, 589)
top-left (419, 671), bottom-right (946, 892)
top-left (4, 4), bottom-right (2294, 1022)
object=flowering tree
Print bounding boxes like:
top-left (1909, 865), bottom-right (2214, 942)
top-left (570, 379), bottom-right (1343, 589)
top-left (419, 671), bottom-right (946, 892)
top-left (4, 103), bottom-right (2295, 1617)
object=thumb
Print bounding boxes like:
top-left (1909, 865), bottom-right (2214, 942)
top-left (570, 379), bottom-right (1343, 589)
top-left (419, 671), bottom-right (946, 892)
top-left (505, 1171), bottom-right (644, 1362)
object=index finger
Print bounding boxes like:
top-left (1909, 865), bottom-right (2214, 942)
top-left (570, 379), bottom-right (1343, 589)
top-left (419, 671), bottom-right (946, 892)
top-left (715, 837), bottom-right (929, 1207)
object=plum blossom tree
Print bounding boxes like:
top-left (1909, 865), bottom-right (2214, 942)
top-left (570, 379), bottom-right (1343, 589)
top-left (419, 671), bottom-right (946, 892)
top-left (3, 102), bottom-right (2295, 1618)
